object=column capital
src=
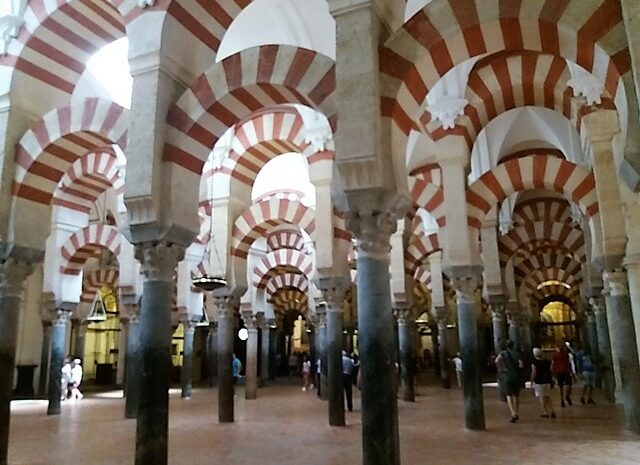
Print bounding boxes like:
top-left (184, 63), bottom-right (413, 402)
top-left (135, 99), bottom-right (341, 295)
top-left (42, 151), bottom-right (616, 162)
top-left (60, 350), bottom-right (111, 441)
top-left (346, 210), bottom-right (398, 261)
top-left (431, 305), bottom-right (449, 324)
top-left (136, 242), bottom-right (185, 282)
top-left (581, 109), bottom-right (620, 146)
top-left (242, 311), bottom-right (258, 330)
top-left (52, 308), bottom-right (72, 326)
top-left (589, 296), bottom-right (606, 314)
top-left (490, 303), bottom-right (506, 320)
top-left (214, 295), bottom-right (239, 319)
top-left (451, 275), bottom-right (479, 304)
top-left (393, 306), bottom-right (412, 325)
top-left (603, 269), bottom-right (629, 297)
top-left (312, 310), bottom-right (327, 328)
top-left (0, 258), bottom-right (33, 298)
top-left (319, 278), bottom-right (350, 311)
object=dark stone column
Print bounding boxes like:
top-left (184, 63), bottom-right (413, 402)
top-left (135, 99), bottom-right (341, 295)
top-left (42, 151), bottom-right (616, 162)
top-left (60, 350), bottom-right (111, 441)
top-left (585, 309), bottom-right (599, 356)
top-left (259, 317), bottom-right (270, 387)
top-left (243, 313), bottom-right (259, 400)
top-left (350, 211), bottom-right (400, 465)
top-left (507, 310), bottom-right (520, 349)
top-left (322, 283), bottom-right (347, 426)
top-left (0, 259), bottom-right (32, 465)
top-left (207, 323), bottom-right (218, 387)
top-left (125, 308), bottom-right (141, 419)
top-left (317, 312), bottom-right (329, 401)
top-left (604, 271), bottom-right (640, 433)
top-left (74, 321), bottom-right (88, 362)
top-left (395, 307), bottom-right (415, 402)
top-left (268, 326), bottom-right (277, 380)
top-left (134, 243), bottom-right (184, 465)
top-left (216, 296), bottom-right (237, 423)
top-left (592, 296), bottom-right (616, 403)
top-left (38, 320), bottom-right (52, 397)
top-left (490, 303), bottom-right (506, 353)
top-left (453, 276), bottom-right (485, 430)
top-left (434, 308), bottom-right (451, 389)
top-left (181, 320), bottom-right (196, 399)
top-left (47, 309), bottom-right (71, 415)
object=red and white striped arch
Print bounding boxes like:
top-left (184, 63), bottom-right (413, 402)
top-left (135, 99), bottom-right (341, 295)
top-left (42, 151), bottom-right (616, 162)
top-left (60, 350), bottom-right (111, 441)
top-left (164, 45), bottom-right (336, 175)
top-left (521, 268), bottom-right (581, 302)
top-left (266, 273), bottom-right (309, 300)
top-left (253, 249), bottom-right (314, 290)
top-left (466, 156), bottom-right (598, 228)
top-left (1, 1), bottom-right (126, 94)
top-left (231, 198), bottom-right (315, 259)
top-left (14, 98), bottom-right (128, 205)
top-left (513, 252), bottom-right (583, 284)
top-left (59, 224), bottom-right (121, 275)
top-left (499, 221), bottom-right (585, 266)
top-left (81, 268), bottom-right (119, 303)
top-left (511, 197), bottom-right (573, 225)
top-left (271, 288), bottom-right (308, 313)
top-left (405, 233), bottom-right (440, 276)
top-left (266, 228), bottom-right (305, 252)
top-left (408, 169), bottom-right (445, 225)
top-left (52, 149), bottom-right (123, 214)
top-left (380, 0), bottom-right (630, 149)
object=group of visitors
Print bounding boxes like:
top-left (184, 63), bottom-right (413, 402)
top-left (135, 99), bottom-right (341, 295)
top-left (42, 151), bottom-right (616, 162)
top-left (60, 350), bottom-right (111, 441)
top-left (495, 341), bottom-right (597, 423)
top-left (60, 357), bottom-right (83, 401)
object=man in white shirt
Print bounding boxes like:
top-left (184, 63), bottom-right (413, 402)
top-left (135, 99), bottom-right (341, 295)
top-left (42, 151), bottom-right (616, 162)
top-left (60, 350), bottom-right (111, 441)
top-left (342, 351), bottom-right (355, 412)
top-left (452, 353), bottom-right (463, 388)
top-left (69, 359), bottom-right (83, 400)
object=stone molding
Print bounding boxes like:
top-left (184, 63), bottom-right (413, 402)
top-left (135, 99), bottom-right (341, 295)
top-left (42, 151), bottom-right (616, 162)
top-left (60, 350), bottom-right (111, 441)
top-left (567, 74), bottom-right (604, 106)
top-left (138, 242), bottom-right (185, 282)
top-left (451, 276), bottom-right (479, 304)
top-left (603, 270), bottom-right (629, 297)
top-left (426, 97), bottom-right (468, 130)
top-left (0, 258), bottom-right (32, 298)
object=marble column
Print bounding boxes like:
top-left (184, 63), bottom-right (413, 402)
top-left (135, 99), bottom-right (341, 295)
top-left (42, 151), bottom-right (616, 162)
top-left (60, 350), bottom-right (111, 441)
top-left (0, 259), bottom-right (32, 465)
top-left (323, 284), bottom-right (347, 426)
top-left (507, 308), bottom-right (520, 349)
top-left (125, 306), bottom-right (141, 419)
top-left (490, 303), bottom-right (506, 353)
top-left (625, 256), bottom-right (640, 366)
top-left (317, 312), bottom-right (329, 401)
top-left (591, 296), bottom-right (616, 403)
top-left (180, 320), bottom-right (196, 399)
top-left (603, 271), bottom-right (640, 433)
top-left (216, 296), bottom-right (237, 423)
top-left (348, 210), bottom-right (400, 465)
top-left (269, 325), bottom-right (277, 380)
top-left (453, 276), bottom-right (485, 430)
top-left (134, 243), bottom-right (184, 465)
top-left (38, 320), bottom-right (52, 397)
top-left (395, 307), bottom-right (415, 402)
top-left (117, 317), bottom-right (129, 386)
top-left (259, 317), bottom-right (270, 387)
top-left (434, 307), bottom-right (451, 389)
top-left (244, 313), bottom-right (259, 400)
top-left (207, 323), bottom-right (218, 387)
top-left (47, 309), bottom-right (71, 415)
top-left (585, 309), bottom-right (599, 356)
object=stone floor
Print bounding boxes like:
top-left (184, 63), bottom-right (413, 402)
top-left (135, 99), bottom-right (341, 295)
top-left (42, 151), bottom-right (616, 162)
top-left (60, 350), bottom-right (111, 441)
top-left (8, 379), bottom-right (640, 465)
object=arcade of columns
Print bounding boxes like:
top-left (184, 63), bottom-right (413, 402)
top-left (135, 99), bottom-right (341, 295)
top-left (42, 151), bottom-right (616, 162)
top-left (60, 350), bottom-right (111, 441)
top-left (3, 1), bottom-right (640, 465)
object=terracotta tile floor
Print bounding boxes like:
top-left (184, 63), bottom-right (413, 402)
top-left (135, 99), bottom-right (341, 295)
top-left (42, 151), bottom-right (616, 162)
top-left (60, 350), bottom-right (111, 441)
top-left (8, 379), bottom-right (640, 465)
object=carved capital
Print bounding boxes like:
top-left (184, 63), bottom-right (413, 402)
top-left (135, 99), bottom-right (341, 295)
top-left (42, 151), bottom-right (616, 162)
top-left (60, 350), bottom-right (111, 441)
top-left (346, 210), bottom-right (396, 260)
top-left (137, 242), bottom-right (184, 282)
top-left (451, 276), bottom-right (479, 304)
top-left (0, 259), bottom-right (32, 298)
top-left (567, 74), bottom-right (604, 106)
top-left (394, 306), bottom-right (412, 325)
top-left (214, 295), bottom-right (239, 319)
top-left (243, 312), bottom-right (259, 331)
top-left (320, 280), bottom-right (349, 312)
top-left (313, 310), bottom-right (327, 328)
top-left (53, 309), bottom-right (72, 326)
top-left (490, 303), bottom-right (506, 321)
top-left (431, 305), bottom-right (448, 325)
top-left (589, 296), bottom-right (605, 315)
top-left (603, 270), bottom-right (629, 297)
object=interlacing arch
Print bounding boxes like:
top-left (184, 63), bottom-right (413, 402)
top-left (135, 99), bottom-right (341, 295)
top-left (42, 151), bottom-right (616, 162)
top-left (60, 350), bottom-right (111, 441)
top-left (265, 273), bottom-right (309, 299)
top-left (1, 0), bottom-right (126, 95)
top-left (13, 98), bottom-right (128, 205)
top-left (380, 0), bottom-right (630, 154)
top-left (164, 44), bottom-right (336, 175)
top-left (253, 249), bottom-right (314, 290)
top-left (405, 232), bottom-right (440, 276)
top-left (466, 155), bottom-right (598, 228)
top-left (59, 224), bottom-right (121, 275)
top-left (231, 198), bottom-right (315, 259)
top-left (408, 167), bottom-right (445, 224)
top-left (81, 268), bottom-right (119, 303)
top-left (53, 149), bottom-right (123, 214)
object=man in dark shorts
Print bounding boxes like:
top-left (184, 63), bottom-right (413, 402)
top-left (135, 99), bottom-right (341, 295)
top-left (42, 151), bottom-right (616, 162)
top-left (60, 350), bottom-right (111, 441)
top-left (495, 340), bottom-right (523, 423)
top-left (551, 343), bottom-right (573, 407)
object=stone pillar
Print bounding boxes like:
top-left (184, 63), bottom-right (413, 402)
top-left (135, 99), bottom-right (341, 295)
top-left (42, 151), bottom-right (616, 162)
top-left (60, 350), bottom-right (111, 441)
top-left (243, 313), bottom-right (259, 400)
top-left (134, 243), bottom-right (184, 465)
top-left (0, 259), bottom-right (32, 465)
top-left (433, 307), bottom-right (451, 388)
top-left (117, 317), bottom-right (129, 386)
top-left (395, 307), bottom-right (415, 402)
top-left (316, 311), bottom-right (329, 400)
top-left (258, 314), bottom-right (269, 387)
top-left (216, 296), bottom-right (238, 423)
top-left (625, 256), bottom-right (640, 365)
top-left (38, 320), bottom-right (52, 397)
top-left (347, 209), bottom-right (400, 465)
top-left (452, 276), bottom-right (485, 430)
top-left (490, 303), bottom-right (506, 353)
top-left (506, 305), bottom-right (520, 349)
top-left (125, 305), bottom-right (141, 419)
top-left (269, 324), bottom-right (277, 380)
top-left (180, 320), bottom-right (196, 399)
top-left (47, 309), bottom-right (71, 415)
top-left (322, 283), bottom-right (347, 426)
top-left (603, 271), bottom-right (640, 433)
top-left (207, 322), bottom-right (218, 387)
top-left (585, 308), bottom-right (599, 355)
top-left (591, 296), bottom-right (616, 403)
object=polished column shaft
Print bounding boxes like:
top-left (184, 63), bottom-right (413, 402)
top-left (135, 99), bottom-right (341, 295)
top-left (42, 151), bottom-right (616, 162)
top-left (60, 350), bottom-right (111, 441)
top-left (181, 321), bottom-right (196, 399)
top-left (217, 300), bottom-right (236, 423)
top-left (326, 306), bottom-right (345, 426)
top-left (396, 308), bottom-right (415, 402)
top-left (38, 321), bottom-right (52, 397)
top-left (245, 315), bottom-right (259, 400)
top-left (47, 310), bottom-right (70, 415)
top-left (592, 297), bottom-right (616, 404)
top-left (125, 313), bottom-right (141, 419)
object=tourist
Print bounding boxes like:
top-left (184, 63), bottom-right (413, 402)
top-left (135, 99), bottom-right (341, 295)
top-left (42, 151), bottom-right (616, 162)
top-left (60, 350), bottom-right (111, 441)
top-left (552, 343), bottom-right (573, 407)
top-left (452, 353), bottom-right (463, 388)
top-left (68, 358), bottom-right (84, 400)
top-left (232, 354), bottom-right (242, 384)
top-left (531, 348), bottom-right (555, 418)
top-left (577, 347), bottom-right (596, 404)
top-left (60, 357), bottom-right (72, 401)
top-left (301, 355), bottom-right (311, 391)
top-left (342, 350), bottom-right (354, 412)
top-left (351, 352), bottom-right (360, 386)
top-left (495, 340), bottom-right (523, 423)
top-left (316, 357), bottom-right (322, 398)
